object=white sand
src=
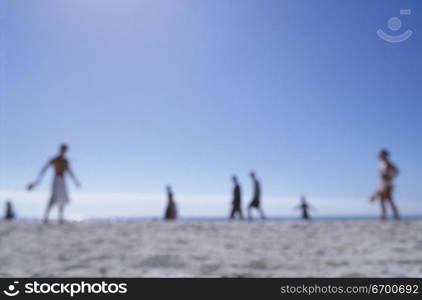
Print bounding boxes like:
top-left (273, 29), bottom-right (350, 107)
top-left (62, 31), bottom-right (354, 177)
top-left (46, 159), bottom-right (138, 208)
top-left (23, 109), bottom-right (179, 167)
top-left (0, 221), bottom-right (421, 277)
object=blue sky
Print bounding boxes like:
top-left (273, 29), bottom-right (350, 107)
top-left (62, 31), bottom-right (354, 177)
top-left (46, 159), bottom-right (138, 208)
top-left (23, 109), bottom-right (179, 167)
top-left (1, 0), bottom-right (421, 219)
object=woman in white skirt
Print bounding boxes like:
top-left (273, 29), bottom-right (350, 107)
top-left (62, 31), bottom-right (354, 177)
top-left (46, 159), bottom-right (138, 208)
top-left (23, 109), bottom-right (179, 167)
top-left (27, 144), bottom-right (81, 223)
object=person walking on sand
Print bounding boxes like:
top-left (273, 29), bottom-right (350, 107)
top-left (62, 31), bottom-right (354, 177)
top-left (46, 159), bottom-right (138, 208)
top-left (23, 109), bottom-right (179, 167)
top-left (229, 175), bottom-right (243, 220)
top-left (296, 196), bottom-right (311, 220)
top-left (27, 144), bottom-right (81, 223)
top-left (164, 185), bottom-right (177, 220)
top-left (247, 171), bottom-right (266, 220)
top-left (370, 149), bottom-right (400, 220)
top-left (4, 200), bottom-right (15, 221)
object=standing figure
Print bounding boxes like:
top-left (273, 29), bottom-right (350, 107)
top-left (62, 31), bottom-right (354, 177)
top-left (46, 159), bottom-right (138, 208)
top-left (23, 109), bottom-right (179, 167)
top-left (164, 185), bottom-right (177, 220)
top-left (247, 171), bottom-right (266, 220)
top-left (229, 175), bottom-right (243, 220)
top-left (4, 201), bottom-right (15, 221)
top-left (370, 149), bottom-right (400, 220)
top-left (27, 144), bottom-right (81, 223)
top-left (296, 196), bottom-right (311, 220)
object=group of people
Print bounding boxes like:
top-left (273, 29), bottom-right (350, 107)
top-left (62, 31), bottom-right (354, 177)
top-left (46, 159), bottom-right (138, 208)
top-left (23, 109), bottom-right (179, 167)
top-left (229, 173), bottom-right (314, 221)
top-left (229, 172), bottom-right (266, 221)
top-left (12, 144), bottom-right (400, 223)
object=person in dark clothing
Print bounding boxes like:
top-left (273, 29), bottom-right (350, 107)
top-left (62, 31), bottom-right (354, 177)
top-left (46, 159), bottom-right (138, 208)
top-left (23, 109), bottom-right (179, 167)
top-left (164, 185), bottom-right (177, 220)
top-left (229, 175), bottom-right (243, 220)
top-left (4, 201), bottom-right (15, 221)
top-left (247, 171), bottom-right (266, 220)
top-left (296, 196), bottom-right (311, 220)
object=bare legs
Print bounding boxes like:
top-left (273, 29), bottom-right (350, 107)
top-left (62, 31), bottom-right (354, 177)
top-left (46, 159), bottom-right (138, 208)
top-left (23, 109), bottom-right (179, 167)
top-left (43, 202), bottom-right (66, 224)
top-left (43, 202), bottom-right (53, 223)
top-left (380, 196), bottom-right (400, 221)
top-left (229, 208), bottom-right (244, 220)
top-left (389, 198), bottom-right (400, 220)
top-left (380, 198), bottom-right (387, 221)
top-left (258, 207), bottom-right (266, 220)
top-left (247, 206), bottom-right (266, 221)
top-left (58, 203), bottom-right (65, 224)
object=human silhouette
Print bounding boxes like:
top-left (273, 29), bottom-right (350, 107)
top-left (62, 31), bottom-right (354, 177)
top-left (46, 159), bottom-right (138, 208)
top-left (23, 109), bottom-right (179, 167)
top-left (26, 144), bottom-right (81, 224)
top-left (4, 201), bottom-right (15, 221)
top-left (164, 185), bottom-right (177, 220)
top-left (247, 171), bottom-right (266, 220)
top-left (370, 149), bottom-right (400, 220)
top-left (229, 175), bottom-right (243, 220)
top-left (296, 196), bottom-right (311, 220)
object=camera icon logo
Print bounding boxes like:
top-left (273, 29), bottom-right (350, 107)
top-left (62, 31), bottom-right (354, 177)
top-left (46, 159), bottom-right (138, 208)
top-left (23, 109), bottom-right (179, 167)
top-left (377, 9), bottom-right (413, 43)
top-left (3, 281), bottom-right (20, 297)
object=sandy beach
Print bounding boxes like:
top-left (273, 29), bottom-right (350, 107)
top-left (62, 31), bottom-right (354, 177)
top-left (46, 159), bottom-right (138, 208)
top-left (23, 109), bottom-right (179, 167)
top-left (0, 220), bottom-right (421, 277)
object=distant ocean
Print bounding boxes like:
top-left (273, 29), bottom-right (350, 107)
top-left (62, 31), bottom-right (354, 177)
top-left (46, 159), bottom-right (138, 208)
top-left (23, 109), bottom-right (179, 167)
top-left (89, 215), bottom-right (422, 222)
top-left (15, 215), bottom-right (422, 222)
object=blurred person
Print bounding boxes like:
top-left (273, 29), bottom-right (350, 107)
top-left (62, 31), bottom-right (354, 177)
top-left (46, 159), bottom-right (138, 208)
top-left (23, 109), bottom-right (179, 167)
top-left (164, 185), bottom-right (178, 220)
top-left (27, 144), bottom-right (81, 224)
top-left (295, 196), bottom-right (312, 220)
top-left (369, 149), bottom-right (400, 220)
top-left (4, 200), bottom-right (15, 221)
top-left (229, 175), bottom-right (243, 220)
top-left (247, 171), bottom-right (266, 220)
